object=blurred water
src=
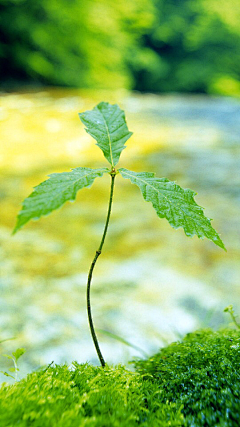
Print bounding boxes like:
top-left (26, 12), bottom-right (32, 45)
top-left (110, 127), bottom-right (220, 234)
top-left (0, 90), bottom-right (239, 381)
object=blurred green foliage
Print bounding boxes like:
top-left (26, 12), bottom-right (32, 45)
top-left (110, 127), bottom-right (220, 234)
top-left (0, 0), bottom-right (153, 89)
top-left (132, 0), bottom-right (240, 95)
top-left (0, 0), bottom-right (240, 94)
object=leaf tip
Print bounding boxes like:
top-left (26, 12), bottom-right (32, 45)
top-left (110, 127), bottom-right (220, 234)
top-left (12, 217), bottom-right (24, 235)
top-left (12, 224), bottom-right (19, 235)
top-left (214, 235), bottom-right (227, 251)
top-left (222, 242), bottom-right (227, 252)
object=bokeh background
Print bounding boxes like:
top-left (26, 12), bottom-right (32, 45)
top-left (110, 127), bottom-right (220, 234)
top-left (0, 0), bottom-right (240, 380)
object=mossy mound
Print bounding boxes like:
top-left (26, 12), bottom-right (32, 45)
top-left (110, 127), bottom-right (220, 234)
top-left (0, 328), bottom-right (239, 426)
top-left (134, 328), bottom-right (240, 426)
top-left (0, 363), bottom-right (183, 426)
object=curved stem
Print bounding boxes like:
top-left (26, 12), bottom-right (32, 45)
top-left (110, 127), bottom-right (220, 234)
top-left (86, 172), bottom-right (116, 367)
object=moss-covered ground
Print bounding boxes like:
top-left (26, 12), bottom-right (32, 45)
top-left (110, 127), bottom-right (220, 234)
top-left (1, 328), bottom-right (239, 426)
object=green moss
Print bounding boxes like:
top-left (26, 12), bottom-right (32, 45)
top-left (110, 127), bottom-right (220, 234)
top-left (1, 328), bottom-right (239, 426)
top-left (134, 328), bottom-right (240, 426)
top-left (0, 363), bottom-right (183, 426)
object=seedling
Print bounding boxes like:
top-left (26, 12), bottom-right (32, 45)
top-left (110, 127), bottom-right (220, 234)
top-left (1, 348), bottom-right (25, 381)
top-left (224, 305), bottom-right (240, 329)
top-left (14, 102), bottom-right (225, 367)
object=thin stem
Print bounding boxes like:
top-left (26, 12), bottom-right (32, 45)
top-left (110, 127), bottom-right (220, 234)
top-left (224, 305), bottom-right (240, 330)
top-left (86, 171), bottom-right (116, 367)
top-left (12, 358), bottom-right (18, 381)
top-left (229, 312), bottom-right (240, 330)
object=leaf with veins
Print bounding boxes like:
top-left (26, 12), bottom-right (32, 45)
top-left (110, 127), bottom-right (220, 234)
top-left (119, 168), bottom-right (226, 250)
top-left (13, 167), bottom-right (109, 233)
top-left (79, 102), bottom-right (132, 167)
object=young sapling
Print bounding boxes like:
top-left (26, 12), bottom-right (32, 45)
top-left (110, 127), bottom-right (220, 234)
top-left (14, 102), bottom-right (225, 367)
top-left (224, 305), bottom-right (240, 329)
top-left (1, 348), bottom-right (25, 381)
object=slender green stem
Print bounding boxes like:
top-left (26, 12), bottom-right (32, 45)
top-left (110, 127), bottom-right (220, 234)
top-left (224, 305), bottom-right (240, 330)
top-left (229, 311), bottom-right (240, 330)
top-left (86, 171), bottom-right (116, 367)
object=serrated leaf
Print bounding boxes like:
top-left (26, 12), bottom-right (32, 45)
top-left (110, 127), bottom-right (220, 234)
top-left (13, 167), bottom-right (109, 233)
top-left (79, 102), bottom-right (133, 167)
top-left (12, 348), bottom-right (25, 361)
top-left (119, 168), bottom-right (226, 250)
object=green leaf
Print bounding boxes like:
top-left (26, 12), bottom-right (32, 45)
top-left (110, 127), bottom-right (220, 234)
top-left (97, 329), bottom-right (148, 357)
top-left (79, 102), bottom-right (133, 167)
top-left (0, 337), bottom-right (15, 344)
top-left (119, 168), bottom-right (226, 250)
top-left (12, 348), bottom-right (25, 361)
top-left (13, 167), bottom-right (109, 233)
top-left (0, 371), bottom-right (14, 379)
top-left (8, 368), bottom-right (18, 373)
top-left (2, 355), bottom-right (14, 361)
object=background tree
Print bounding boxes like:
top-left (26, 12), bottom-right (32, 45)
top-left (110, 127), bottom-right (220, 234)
top-left (1, 0), bottom-right (240, 95)
top-left (128, 0), bottom-right (240, 95)
top-left (0, 0), bottom-right (153, 89)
